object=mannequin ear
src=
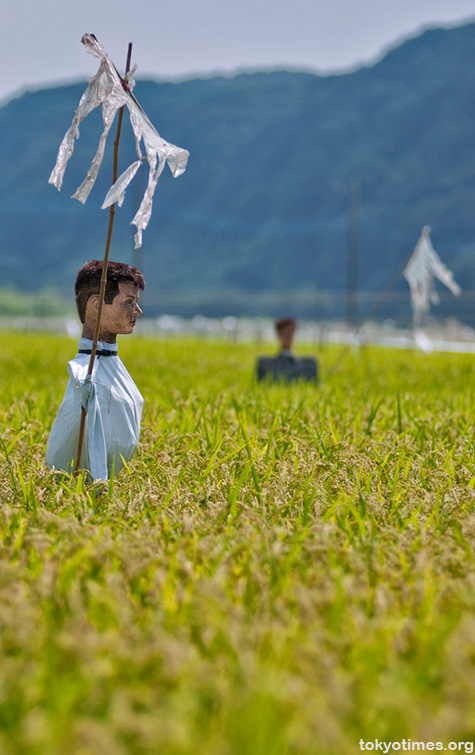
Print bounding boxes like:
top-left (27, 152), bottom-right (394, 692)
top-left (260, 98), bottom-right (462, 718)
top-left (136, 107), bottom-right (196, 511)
top-left (86, 294), bottom-right (100, 314)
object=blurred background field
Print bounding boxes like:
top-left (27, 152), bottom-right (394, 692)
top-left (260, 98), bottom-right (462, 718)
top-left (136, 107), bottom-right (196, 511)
top-left (1, 332), bottom-right (475, 753)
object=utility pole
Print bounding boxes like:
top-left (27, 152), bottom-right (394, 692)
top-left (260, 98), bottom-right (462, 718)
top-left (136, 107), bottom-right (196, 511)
top-left (346, 182), bottom-right (359, 327)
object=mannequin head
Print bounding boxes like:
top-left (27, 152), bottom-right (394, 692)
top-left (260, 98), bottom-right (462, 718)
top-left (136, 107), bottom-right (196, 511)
top-left (75, 260), bottom-right (145, 343)
top-left (275, 317), bottom-right (297, 351)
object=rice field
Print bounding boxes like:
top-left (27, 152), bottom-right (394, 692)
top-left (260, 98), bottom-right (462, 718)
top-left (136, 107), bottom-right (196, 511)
top-left (1, 331), bottom-right (475, 754)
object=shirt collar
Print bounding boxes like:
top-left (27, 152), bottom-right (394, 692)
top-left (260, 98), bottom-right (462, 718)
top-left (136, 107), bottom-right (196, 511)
top-left (78, 337), bottom-right (118, 355)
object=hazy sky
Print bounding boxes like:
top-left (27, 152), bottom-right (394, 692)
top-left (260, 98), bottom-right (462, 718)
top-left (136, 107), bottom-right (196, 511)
top-left (3, 0), bottom-right (475, 103)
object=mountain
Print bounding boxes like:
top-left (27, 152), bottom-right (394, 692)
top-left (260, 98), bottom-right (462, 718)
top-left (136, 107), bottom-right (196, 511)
top-left (2, 22), bottom-right (475, 321)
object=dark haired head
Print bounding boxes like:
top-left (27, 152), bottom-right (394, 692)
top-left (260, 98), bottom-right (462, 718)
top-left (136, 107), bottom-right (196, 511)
top-left (75, 260), bottom-right (145, 323)
top-left (275, 317), bottom-right (296, 333)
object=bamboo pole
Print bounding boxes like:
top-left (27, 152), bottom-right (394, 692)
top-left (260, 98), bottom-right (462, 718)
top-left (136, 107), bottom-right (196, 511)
top-left (75, 42), bottom-right (133, 475)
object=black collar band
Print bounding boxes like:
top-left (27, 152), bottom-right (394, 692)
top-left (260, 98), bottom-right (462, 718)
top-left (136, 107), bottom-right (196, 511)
top-left (78, 349), bottom-right (117, 357)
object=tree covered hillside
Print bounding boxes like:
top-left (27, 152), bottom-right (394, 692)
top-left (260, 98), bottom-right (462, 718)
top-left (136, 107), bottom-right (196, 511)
top-left (1, 21), bottom-right (475, 318)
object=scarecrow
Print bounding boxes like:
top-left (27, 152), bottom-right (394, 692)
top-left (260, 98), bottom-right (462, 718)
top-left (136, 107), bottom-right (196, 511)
top-left (403, 226), bottom-right (461, 328)
top-left (46, 34), bottom-right (189, 482)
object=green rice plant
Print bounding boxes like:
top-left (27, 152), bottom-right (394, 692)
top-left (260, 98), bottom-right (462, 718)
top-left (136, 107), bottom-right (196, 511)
top-left (1, 332), bottom-right (475, 752)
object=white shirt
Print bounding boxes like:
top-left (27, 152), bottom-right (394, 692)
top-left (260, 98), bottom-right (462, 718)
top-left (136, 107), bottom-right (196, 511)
top-left (46, 337), bottom-right (143, 481)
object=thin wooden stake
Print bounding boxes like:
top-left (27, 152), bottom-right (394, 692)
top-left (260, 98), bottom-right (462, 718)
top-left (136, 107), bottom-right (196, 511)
top-left (327, 246), bottom-right (417, 376)
top-left (75, 42), bottom-right (133, 475)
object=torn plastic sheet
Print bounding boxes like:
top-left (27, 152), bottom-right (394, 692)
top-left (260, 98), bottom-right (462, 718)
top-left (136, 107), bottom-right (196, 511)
top-left (49, 33), bottom-right (189, 248)
top-left (102, 159), bottom-right (143, 209)
top-left (403, 226), bottom-right (461, 326)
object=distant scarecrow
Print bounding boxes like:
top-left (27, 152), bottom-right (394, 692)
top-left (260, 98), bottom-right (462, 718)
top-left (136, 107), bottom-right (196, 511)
top-left (403, 226), bottom-right (461, 327)
top-left (46, 34), bottom-right (189, 483)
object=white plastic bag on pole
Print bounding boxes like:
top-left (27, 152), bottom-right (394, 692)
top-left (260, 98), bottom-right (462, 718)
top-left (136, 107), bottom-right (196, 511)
top-left (49, 33), bottom-right (189, 248)
top-left (403, 226), bottom-right (461, 326)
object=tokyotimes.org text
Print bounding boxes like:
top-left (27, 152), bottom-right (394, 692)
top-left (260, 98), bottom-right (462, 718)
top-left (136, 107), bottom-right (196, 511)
top-left (359, 741), bottom-right (474, 753)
